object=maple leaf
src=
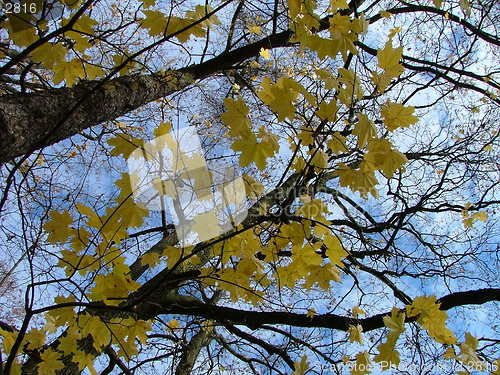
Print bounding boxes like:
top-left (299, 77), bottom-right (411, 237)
top-left (335, 162), bottom-right (379, 199)
top-left (327, 132), bottom-right (349, 154)
top-left (167, 319), bottom-right (180, 329)
top-left (381, 101), bottom-right (419, 131)
top-left (154, 121), bottom-right (173, 137)
top-left (375, 340), bottom-right (400, 368)
top-left (377, 40), bottom-right (404, 76)
top-left (107, 133), bottom-right (145, 159)
top-left (316, 100), bottom-right (338, 121)
top-left (292, 355), bottom-right (310, 375)
top-left (306, 308), bottom-right (316, 318)
top-left (231, 129), bottom-right (279, 170)
top-left (0, 328), bottom-right (16, 353)
top-left (31, 43), bottom-right (68, 70)
top-left (364, 138), bottom-right (408, 178)
top-left (406, 296), bottom-right (457, 344)
top-left (5, 16), bottom-right (37, 46)
top-left (242, 174), bottom-right (265, 199)
top-left (248, 25), bottom-right (262, 34)
top-left (221, 97), bottom-right (252, 137)
top-left (141, 10), bottom-right (168, 36)
top-left (353, 114), bottom-right (377, 148)
top-left (304, 263), bottom-right (341, 288)
top-left (259, 48), bottom-right (271, 59)
top-left (258, 77), bottom-right (298, 121)
top-left (37, 350), bottom-right (64, 375)
top-left (43, 210), bottom-right (73, 243)
top-left (328, 14), bottom-right (358, 61)
top-left (310, 149), bottom-right (328, 169)
top-left (352, 306), bottom-right (366, 318)
top-left (298, 126), bottom-right (315, 146)
top-left (351, 351), bottom-right (371, 375)
top-left (338, 68), bottom-right (363, 106)
top-left (348, 324), bottom-right (363, 343)
top-left (53, 59), bottom-right (86, 87)
top-left (23, 328), bottom-right (45, 350)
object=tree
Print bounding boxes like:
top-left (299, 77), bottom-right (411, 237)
top-left (0, 0), bottom-right (499, 374)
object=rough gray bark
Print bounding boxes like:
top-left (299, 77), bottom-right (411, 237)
top-left (0, 30), bottom-right (292, 165)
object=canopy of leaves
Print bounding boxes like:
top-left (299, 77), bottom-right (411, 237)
top-left (0, 0), bottom-right (498, 375)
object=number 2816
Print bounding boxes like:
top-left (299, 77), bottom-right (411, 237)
top-left (1, 1), bottom-right (38, 14)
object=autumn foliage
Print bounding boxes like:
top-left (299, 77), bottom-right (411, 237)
top-left (0, 0), bottom-right (499, 374)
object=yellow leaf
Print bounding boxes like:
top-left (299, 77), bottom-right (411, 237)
top-left (381, 101), bottom-right (418, 131)
top-left (231, 128), bottom-right (279, 170)
top-left (154, 121), bottom-right (173, 137)
top-left (335, 162), bottom-right (379, 199)
top-left (112, 54), bottom-right (135, 76)
top-left (53, 59), bottom-right (86, 87)
top-left (379, 10), bottom-right (392, 18)
top-left (310, 149), bottom-right (329, 170)
top-left (248, 25), bottom-right (262, 34)
top-left (377, 40), bottom-right (404, 78)
top-left (292, 355), bottom-right (309, 375)
top-left (306, 308), bottom-right (316, 318)
top-left (259, 47), bottom-right (271, 59)
top-left (31, 43), bottom-right (67, 69)
top-left (348, 324), bottom-right (363, 343)
top-left (375, 340), bottom-right (400, 368)
top-left (351, 351), bottom-right (370, 375)
top-left (242, 174), bottom-right (265, 199)
top-left (327, 132), bottom-right (349, 155)
top-left (406, 296), bottom-right (456, 344)
top-left (37, 350), bottom-right (64, 375)
top-left (0, 328), bottom-right (17, 353)
top-left (6, 15), bottom-right (38, 47)
top-left (364, 138), bottom-right (408, 178)
top-left (43, 210), bottom-right (73, 243)
top-left (23, 329), bottom-right (46, 350)
top-left (221, 98), bottom-right (252, 137)
top-left (167, 319), bottom-right (180, 329)
top-left (141, 252), bottom-right (161, 268)
top-left (353, 114), bottom-right (377, 148)
top-left (316, 100), bottom-right (338, 121)
top-left (352, 306), bottom-right (366, 318)
top-left (107, 134), bottom-right (145, 159)
top-left (258, 77), bottom-right (309, 121)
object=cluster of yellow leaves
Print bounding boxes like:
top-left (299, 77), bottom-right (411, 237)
top-left (335, 162), bottom-right (379, 199)
top-left (38, 313), bottom-right (150, 374)
top-left (141, 5), bottom-right (219, 42)
top-left (288, 0), bottom-right (367, 62)
top-left (445, 333), bottom-right (486, 372)
top-left (1, 299), bottom-right (151, 375)
top-left (374, 308), bottom-right (405, 368)
top-left (89, 259), bottom-right (140, 305)
top-left (406, 296), bottom-right (456, 344)
top-left (258, 77), bottom-right (315, 122)
top-left (363, 139), bottom-right (407, 178)
top-left (4, 6), bottom-right (107, 86)
top-left (221, 98), bottom-right (279, 170)
top-left (461, 205), bottom-right (489, 228)
top-left (348, 324), bottom-right (363, 343)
